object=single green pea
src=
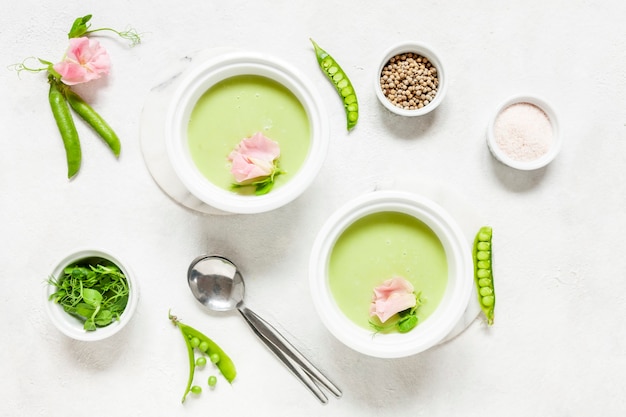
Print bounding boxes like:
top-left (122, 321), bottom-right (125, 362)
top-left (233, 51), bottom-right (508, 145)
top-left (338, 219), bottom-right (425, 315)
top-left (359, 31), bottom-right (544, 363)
top-left (198, 341), bottom-right (209, 352)
top-left (208, 375), bottom-right (217, 388)
top-left (190, 337), bottom-right (200, 348)
top-left (191, 385), bottom-right (202, 395)
top-left (477, 251), bottom-right (490, 261)
top-left (196, 356), bottom-right (207, 367)
top-left (332, 72), bottom-right (344, 82)
top-left (473, 226), bottom-right (495, 326)
top-left (477, 241), bottom-right (491, 251)
top-left (478, 278), bottom-right (492, 287)
top-left (310, 38), bottom-right (359, 131)
top-left (477, 269), bottom-right (491, 279)
top-left (479, 287), bottom-right (493, 297)
top-left (477, 260), bottom-right (491, 269)
top-left (210, 353), bottom-right (220, 364)
top-left (482, 295), bottom-right (495, 307)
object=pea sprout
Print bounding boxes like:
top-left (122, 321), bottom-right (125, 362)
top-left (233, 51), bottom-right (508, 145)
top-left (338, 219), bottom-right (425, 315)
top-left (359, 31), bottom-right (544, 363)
top-left (67, 14), bottom-right (142, 46)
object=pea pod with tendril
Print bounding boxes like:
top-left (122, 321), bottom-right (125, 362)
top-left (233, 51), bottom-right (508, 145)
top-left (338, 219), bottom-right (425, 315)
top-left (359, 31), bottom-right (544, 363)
top-left (310, 38), bottom-right (359, 131)
top-left (48, 77), bottom-right (81, 178)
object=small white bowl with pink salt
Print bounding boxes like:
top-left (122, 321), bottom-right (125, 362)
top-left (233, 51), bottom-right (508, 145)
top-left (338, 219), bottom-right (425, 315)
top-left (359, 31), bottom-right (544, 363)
top-left (487, 95), bottom-right (560, 170)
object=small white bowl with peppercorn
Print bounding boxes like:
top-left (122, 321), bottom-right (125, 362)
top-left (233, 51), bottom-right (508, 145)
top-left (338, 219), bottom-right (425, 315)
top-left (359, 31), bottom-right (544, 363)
top-left (486, 95), bottom-right (560, 170)
top-left (44, 249), bottom-right (139, 341)
top-left (376, 42), bottom-right (447, 117)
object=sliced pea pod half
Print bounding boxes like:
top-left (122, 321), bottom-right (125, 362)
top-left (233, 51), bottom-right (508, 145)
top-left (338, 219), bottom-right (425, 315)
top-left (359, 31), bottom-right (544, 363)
top-left (310, 38), bottom-right (359, 131)
top-left (473, 226), bottom-right (495, 325)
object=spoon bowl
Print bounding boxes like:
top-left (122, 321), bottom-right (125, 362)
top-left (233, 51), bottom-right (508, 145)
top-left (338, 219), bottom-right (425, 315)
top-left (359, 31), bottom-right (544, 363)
top-left (188, 255), bottom-right (244, 312)
top-left (187, 255), bottom-right (342, 403)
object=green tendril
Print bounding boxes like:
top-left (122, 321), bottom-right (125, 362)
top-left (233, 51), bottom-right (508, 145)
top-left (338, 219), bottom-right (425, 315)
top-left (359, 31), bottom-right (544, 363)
top-left (8, 57), bottom-right (51, 77)
top-left (67, 14), bottom-right (142, 46)
top-left (85, 27), bottom-right (143, 47)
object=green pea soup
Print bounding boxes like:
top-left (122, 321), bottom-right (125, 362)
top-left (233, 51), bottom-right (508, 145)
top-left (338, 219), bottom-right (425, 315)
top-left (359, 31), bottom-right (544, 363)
top-left (328, 211), bottom-right (448, 330)
top-left (187, 74), bottom-right (311, 194)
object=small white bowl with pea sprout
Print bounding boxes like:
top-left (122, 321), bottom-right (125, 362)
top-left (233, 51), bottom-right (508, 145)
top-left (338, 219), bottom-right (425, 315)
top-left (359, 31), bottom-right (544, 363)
top-left (44, 249), bottom-right (139, 342)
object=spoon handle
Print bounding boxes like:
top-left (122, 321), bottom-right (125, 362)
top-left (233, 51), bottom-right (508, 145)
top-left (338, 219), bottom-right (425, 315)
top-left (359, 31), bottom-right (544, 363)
top-left (258, 329), bottom-right (329, 404)
top-left (238, 306), bottom-right (342, 400)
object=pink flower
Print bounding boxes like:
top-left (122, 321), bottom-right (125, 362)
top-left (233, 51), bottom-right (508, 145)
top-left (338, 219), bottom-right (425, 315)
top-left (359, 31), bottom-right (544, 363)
top-left (370, 276), bottom-right (417, 323)
top-left (53, 37), bottom-right (110, 85)
top-left (228, 132), bottom-right (281, 183)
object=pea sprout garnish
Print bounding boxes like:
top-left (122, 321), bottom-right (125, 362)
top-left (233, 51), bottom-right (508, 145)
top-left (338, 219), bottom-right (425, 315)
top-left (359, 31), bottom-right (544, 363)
top-left (67, 14), bottom-right (142, 47)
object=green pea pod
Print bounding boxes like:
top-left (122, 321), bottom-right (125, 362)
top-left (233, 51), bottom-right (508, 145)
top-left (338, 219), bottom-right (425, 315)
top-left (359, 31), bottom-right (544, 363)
top-left (48, 78), bottom-right (81, 178)
top-left (310, 38), bottom-right (359, 131)
top-left (65, 88), bottom-right (121, 157)
top-left (473, 226), bottom-right (495, 325)
top-left (169, 312), bottom-right (237, 402)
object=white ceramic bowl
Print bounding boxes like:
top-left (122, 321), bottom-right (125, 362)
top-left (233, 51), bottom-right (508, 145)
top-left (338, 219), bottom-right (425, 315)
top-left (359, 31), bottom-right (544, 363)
top-left (44, 249), bottom-right (139, 341)
top-left (486, 95), bottom-right (560, 170)
top-left (165, 50), bottom-right (329, 214)
top-left (309, 190), bottom-right (473, 358)
top-left (375, 42), bottom-right (447, 117)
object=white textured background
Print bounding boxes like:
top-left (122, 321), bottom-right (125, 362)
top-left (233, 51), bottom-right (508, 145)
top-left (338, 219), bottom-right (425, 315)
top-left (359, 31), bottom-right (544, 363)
top-left (1, 1), bottom-right (625, 416)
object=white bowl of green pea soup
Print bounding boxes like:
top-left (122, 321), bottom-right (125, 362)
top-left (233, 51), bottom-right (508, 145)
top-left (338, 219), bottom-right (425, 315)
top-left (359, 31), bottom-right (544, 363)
top-left (44, 249), bottom-right (139, 341)
top-left (165, 50), bottom-right (329, 214)
top-left (309, 190), bottom-right (473, 358)
top-left (376, 42), bottom-right (447, 117)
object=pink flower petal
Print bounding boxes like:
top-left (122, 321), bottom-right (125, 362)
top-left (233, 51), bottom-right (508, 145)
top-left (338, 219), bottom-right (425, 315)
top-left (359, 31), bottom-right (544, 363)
top-left (370, 276), bottom-right (417, 323)
top-left (53, 37), bottom-right (110, 85)
top-left (228, 132), bottom-right (280, 183)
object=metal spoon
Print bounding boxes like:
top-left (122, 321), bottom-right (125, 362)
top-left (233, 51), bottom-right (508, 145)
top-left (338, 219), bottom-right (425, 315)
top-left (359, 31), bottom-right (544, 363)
top-left (187, 255), bottom-right (342, 404)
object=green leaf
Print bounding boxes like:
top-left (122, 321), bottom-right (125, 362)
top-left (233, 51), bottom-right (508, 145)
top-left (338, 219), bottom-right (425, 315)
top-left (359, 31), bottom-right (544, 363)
top-left (72, 303), bottom-right (96, 319)
top-left (82, 288), bottom-right (103, 307)
top-left (68, 14), bottom-right (92, 38)
top-left (397, 315), bottom-right (418, 333)
top-left (107, 294), bottom-right (129, 312)
top-left (84, 317), bottom-right (97, 331)
top-left (95, 310), bottom-right (114, 326)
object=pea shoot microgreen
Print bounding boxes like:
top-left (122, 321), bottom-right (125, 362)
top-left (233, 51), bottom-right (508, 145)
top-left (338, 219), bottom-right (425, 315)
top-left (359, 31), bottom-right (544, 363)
top-left (231, 165), bottom-right (285, 196)
top-left (48, 263), bottom-right (129, 331)
top-left (67, 14), bottom-right (142, 46)
top-left (369, 292), bottom-right (424, 334)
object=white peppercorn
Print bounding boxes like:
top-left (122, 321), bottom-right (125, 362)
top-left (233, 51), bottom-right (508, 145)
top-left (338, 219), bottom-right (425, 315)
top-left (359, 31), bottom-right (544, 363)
top-left (380, 52), bottom-right (439, 111)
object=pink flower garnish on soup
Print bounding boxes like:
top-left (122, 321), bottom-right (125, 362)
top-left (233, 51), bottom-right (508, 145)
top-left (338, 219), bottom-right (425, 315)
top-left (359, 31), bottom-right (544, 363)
top-left (53, 37), bottom-right (110, 85)
top-left (370, 276), bottom-right (417, 323)
top-left (228, 132), bottom-right (281, 183)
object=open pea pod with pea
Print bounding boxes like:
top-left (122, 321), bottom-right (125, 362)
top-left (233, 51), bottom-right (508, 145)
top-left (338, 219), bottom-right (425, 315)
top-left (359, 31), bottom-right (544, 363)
top-left (310, 38), bottom-right (359, 131)
top-left (169, 311), bottom-right (237, 402)
top-left (473, 226), bottom-right (495, 325)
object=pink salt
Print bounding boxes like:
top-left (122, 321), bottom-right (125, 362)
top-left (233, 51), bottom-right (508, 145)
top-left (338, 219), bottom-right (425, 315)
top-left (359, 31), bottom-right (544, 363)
top-left (493, 102), bottom-right (553, 161)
